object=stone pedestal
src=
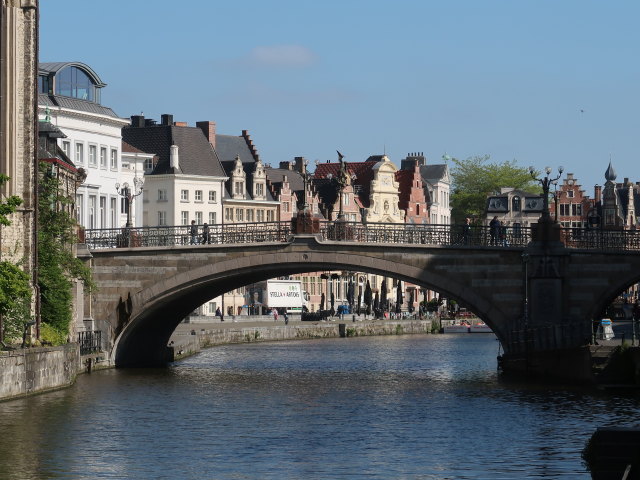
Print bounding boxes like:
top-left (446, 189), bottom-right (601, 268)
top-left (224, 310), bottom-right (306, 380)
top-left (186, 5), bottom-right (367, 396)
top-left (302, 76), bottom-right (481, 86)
top-left (295, 211), bottom-right (319, 234)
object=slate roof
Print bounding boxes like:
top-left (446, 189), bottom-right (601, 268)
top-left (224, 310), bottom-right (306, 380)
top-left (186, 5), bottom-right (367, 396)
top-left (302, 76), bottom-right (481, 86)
top-left (420, 164), bottom-right (448, 182)
top-left (216, 134), bottom-right (255, 164)
top-left (39, 93), bottom-right (121, 119)
top-left (265, 168), bottom-right (305, 192)
top-left (122, 125), bottom-right (226, 177)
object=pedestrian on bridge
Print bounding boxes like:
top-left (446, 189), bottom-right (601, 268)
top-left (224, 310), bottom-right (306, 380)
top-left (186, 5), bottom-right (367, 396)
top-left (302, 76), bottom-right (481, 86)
top-left (202, 223), bottom-right (210, 244)
top-left (190, 220), bottom-right (198, 245)
top-left (489, 216), bottom-right (500, 245)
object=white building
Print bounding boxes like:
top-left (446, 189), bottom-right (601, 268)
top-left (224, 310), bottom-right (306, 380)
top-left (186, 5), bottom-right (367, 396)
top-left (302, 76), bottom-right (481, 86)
top-left (121, 115), bottom-right (227, 229)
top-left (38, 62), bottom-right (132, 230)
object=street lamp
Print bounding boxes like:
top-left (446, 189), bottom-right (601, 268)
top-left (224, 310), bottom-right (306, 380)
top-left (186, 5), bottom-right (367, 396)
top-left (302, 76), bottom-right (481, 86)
top-left (529, 165), bottom-right (564, 221)
top-left (115, 176), bottom-right (144, 228)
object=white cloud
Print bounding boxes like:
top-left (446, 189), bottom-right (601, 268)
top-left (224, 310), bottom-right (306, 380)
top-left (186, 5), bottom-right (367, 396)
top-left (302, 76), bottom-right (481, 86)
top-left (247, 45), bottom-right (317, 68)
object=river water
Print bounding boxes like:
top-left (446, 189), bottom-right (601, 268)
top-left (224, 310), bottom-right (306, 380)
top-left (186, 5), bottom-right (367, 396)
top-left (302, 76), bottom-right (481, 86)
top-left (0, 334), bottom-right (638, 479)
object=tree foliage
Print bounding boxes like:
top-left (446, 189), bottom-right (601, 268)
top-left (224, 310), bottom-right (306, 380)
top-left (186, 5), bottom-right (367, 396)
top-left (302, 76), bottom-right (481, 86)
top-left (38, 164), bottom-right (94, 339)
top-left (449, 155), bottom-right (540, 223)
top-left (0, 174), bottom-right (31, 344)
top-left (0, 261), bottom-right (32, 342)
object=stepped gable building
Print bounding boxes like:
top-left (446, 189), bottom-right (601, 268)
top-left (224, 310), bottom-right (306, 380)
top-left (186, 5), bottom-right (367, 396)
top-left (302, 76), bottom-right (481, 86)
top-left (401, 153), bottom-right (450, 224)
top-left (122, 114), bottom-right (227, 228)
top-left (38, 62), bottom-right (131, 229)
top-left (549, 172), bottom-right (593, 228)
top-left (397, 155), bottom-right (430, 225)
top-left (216, 130), bottom-right (280, 224)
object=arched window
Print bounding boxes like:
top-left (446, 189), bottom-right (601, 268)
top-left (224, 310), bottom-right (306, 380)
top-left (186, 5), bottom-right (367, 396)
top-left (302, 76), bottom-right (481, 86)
top-left (55, 66), bottom-right (99, 102)
top-left (512, 196), bottom-right (521, 212)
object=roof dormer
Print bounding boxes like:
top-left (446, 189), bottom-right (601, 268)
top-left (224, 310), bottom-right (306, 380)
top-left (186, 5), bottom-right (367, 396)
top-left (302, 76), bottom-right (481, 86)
top-left (231, 155), bottom-right (246, 199)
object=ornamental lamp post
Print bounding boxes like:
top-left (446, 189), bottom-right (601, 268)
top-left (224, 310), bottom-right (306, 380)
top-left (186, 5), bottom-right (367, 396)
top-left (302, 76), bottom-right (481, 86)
top-left (115, 175), bottom-right (144, 228)
top-left (529, 165), bottom-right (564, 222)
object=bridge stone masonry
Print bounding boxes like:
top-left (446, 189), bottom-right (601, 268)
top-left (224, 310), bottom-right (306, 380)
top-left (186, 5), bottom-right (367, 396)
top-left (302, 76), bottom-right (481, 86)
top-left (83, 220), bottom-right (640, 380)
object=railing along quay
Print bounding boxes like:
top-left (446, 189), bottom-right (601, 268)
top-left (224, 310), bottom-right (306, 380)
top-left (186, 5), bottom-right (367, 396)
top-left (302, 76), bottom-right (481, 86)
top-left (82, 221), bottom-right (640, 252)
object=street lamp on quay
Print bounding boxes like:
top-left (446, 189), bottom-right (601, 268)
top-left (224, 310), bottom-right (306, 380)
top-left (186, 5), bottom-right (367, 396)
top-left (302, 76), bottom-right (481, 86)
top-left (529, 165), bottom-right (564, 221)
top-left (115, 176), bottom-right (144, 228)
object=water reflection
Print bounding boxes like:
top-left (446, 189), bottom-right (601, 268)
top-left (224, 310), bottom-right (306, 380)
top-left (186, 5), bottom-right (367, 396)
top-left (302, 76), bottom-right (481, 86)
top-left (0, 334), bottom-right (638, 479)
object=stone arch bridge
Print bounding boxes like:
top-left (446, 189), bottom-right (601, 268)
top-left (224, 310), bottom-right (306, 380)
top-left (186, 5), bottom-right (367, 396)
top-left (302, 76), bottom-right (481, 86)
top-left (83, 221), bottom-right (640, 372)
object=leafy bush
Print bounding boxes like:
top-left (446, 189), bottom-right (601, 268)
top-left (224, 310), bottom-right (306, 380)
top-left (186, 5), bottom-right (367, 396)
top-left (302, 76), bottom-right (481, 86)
top-left (0, 261), bottom-right (32, 344)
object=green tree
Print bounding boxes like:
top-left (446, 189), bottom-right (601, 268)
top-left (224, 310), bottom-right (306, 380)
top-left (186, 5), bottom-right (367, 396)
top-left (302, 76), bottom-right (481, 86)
top-left (0, 174), bottom-right (31, 345)
top-left (449, 155), bottom-right (540, 223)
top-left (38, 164), bottom-right (94, 343)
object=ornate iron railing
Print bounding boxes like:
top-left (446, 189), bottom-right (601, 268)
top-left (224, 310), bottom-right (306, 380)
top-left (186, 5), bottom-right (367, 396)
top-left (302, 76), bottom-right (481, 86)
top-left (83, 221), bottom-right (640, 251)
top-left (84, 221), bottom-right (293, 249)
top-left (84, 221), bottom-right (533, 250)
top-left (78, 330), bottom-right (102, 355)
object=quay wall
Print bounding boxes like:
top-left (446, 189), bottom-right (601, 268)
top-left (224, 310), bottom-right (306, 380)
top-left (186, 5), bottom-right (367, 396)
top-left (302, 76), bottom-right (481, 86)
top-left (0, 345), bottom-right (80, 402)
top-left (171, 320), bottom-right (433, 361)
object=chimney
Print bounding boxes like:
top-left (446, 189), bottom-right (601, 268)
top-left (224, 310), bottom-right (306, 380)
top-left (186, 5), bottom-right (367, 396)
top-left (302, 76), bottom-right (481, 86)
top-left (196, 121), bottom-right (217, 149)
top-left (174, 121), bottom-right (188, 127)
top-left (161, 114), bottom-right (174, 126)
top-left (144, 119), bottom-right (157, 127)
top-left (130, 115), bottom-right (145, 128)
top-left (279, 161), bottom-right (293, 170)
top-left (594, 184), bottom-right (602, 203)
top-left (170, 145), bottom-right (179, 170)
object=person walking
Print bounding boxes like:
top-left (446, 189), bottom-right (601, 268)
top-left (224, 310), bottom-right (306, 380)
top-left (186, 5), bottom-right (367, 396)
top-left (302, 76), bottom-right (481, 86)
top-left (284, 312), bottom-right (289, 325)
top-left (489, 216), bottom-right (500, 246)
top-left (462, 217), bottom-right (471, 245)
top-left (202, 222), bottom-right (210, 244)
top-left (190, 220), bottom-right (198, 245)
top-left (272, 308), bottom-right (279, 321)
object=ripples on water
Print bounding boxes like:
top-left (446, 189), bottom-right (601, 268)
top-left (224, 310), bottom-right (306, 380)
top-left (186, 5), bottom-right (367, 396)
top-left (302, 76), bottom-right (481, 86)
top-left (0, 334), bottom-right (638, 479)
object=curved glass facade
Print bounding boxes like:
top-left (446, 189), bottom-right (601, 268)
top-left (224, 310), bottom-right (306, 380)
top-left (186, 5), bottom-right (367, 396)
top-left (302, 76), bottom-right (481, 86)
top-left (54, 66), bottom-right (100, 103)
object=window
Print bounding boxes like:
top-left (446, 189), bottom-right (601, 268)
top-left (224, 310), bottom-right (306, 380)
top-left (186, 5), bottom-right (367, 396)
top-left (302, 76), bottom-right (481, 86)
top-left (208, 302), bottom-right (217, 314)
top-left (209, 212), bottom-right (217, 224)
top-left (62, 141), bottom-right (71, 158)
top-left (512, 196), bottom-right (521, 212)
top-left (158, 211), bottom-right (167, 226)
top-left (99, 147), bottom-right (107, 169)
top-left (181, 190), bottom-right (189, 202)
top-left (195, 211), bottom-right (203, 224)
top-left (267, 210), bottom-right (274, 222)
top-left (343, 192), bottom-right (350, 206)
top-left (55, 66), bottom-right (99, 102)
top-left (567, 190), bottom-right (574, 198)
top-left (255, 183), bottom-right (264, 196)
top-left (88, 145), bottom-right (97, 167)
top-left (560, 204), bottom-right (570, 216)
top-left (209, 190), bottom-right (217, 202)
top-left (144, 157), bottom-right (154, 171)
top-left (75, 194), bottom-right (83, 225)
top-left (100, 196), bottom-right (106, 228)
top-left (225, 208), bottom-right (233, 222)
top-left (120, 197), bottom-right (129, 215)
top-left (89, 195), bottom-right (96, 229)
top-left (236, 208), bottom-right (243, 222)
top-left (75, 143), bottom-right (84, 165)
top-left (234, 181), bottom-right (244, 196)
top-left (195, 190), bottom-right (203, 202)
top-left (257, 210), bottom-right (264, 222)
top-left (110, 149), bottom-right (117, 170)
top-left (181, 211), bottom-right (189, 225)
top-left (283, 202), bottom-right (289, 213)
top-left (572, 204), bottom-right (582, 216)
top-left (158, 189), bottom-right (167, 201)
top-left (247, 209), bottom-right (254, 222)
top-left (110, 197), bottom-right (116, 227)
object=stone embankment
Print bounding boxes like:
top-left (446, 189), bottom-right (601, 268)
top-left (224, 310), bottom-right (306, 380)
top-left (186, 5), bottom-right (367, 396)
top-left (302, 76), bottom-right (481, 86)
top-left (0, 344), bottom-right (80, 402)
top-left (169, 319), bottom-right (434, 361)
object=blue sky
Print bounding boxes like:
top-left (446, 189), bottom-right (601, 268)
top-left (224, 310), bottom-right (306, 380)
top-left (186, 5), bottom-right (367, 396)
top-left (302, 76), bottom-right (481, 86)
top-left (40, 0), bottom-right (640, 193)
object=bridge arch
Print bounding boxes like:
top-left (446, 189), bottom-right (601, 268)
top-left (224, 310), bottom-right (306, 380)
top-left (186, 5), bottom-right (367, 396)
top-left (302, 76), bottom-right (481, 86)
top-left (103, 239), bottom-right (524, 367)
